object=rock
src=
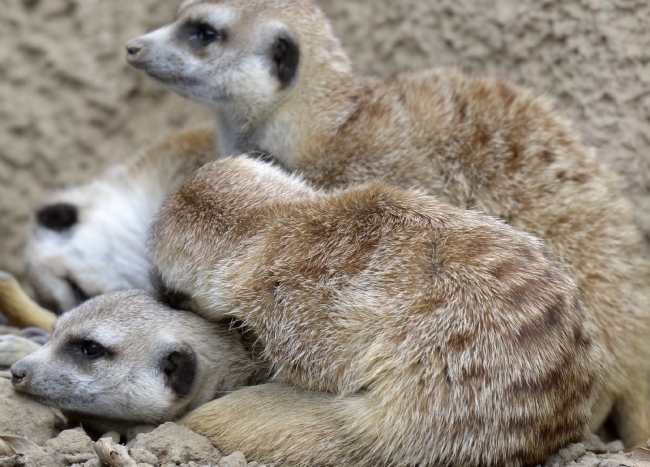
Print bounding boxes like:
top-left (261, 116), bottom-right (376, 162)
top-left (99, 432), bottom-right (120, 444)
top-left (21, 449), bottom-right (57, 467)
top-left (0, 455), bottom-right (22, 467)
top-left (217, 452), bottom-right (246, 467)
top-left (130, 423), bottom-right (222, 465)
top-left (559, 443), bottom-right (586, 461)
top-left (603, 440), bottom-right (624, 453)
top-left (0, 378), bottom-right (61, 445)
top-left (43, 429), bottom-right (97, 465)
top-left (599, 459), bottom-right (624, 467)
top-left (128, 448), bottom-right (158, 465)
top-left (577, 457), bottom-right (601, 467)
top-left (43, 429), bottom-right (95, 456)
top-left (125, 426), bottom-right (155, 445)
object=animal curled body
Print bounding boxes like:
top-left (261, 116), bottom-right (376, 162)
top-left (149, 156), bottom-right (602, 467)
top-left (127, 0), bottom-right (650, 445)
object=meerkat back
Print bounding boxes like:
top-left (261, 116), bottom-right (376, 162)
top-left (126, 0), bottom-right (650, 445)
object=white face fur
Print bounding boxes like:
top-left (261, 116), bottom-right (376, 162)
top-left (10, 290), bottom-right (251, 425)
top-left (24, 165), bottom-right (164, 313)
top-left (125, 1), bottom-right (301, 151)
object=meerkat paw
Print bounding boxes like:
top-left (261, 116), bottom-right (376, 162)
top-left (0, 334), bottom-right (42, 366)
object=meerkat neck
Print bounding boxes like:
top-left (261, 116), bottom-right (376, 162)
top-left (212, 52), bottom-right (363, 167)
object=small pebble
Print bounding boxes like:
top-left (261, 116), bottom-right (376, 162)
top-left (129, 448), bottom-right (159, 465)
top-left (99, 431), bottom-right (120, 444)
top-left (126, 426), bottom-right (156, 445)
top-left (218, 451), bottom-right (247, 467)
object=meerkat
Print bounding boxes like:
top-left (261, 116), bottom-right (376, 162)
top-left (0, 128), bottom-right (220, 366)
top-left (146, 156), bottom-right (603, 467)
top-left (24, 127), bottom-right (217, 314)
top-left (10, 289), bottom-right (268, 433)
top-left (125, 0), bottom-right (650, 445)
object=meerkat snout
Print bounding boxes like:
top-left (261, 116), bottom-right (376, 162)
top-left (125, 41), bottom-right (145, 62)
top-left (9, 362), bottom-right (27, 387)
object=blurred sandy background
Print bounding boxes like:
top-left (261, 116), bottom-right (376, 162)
top-left (1, 0), bottom-right (649, 285)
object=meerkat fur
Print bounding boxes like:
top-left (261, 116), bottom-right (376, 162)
top-left (10, 289), bottom-right (269, 431)
top-left (127, 0), bottom-right (650, 445)
top-left (148, 156), bottom-right (603, 467)
top-left (24, 127), bottom-right (217, 313)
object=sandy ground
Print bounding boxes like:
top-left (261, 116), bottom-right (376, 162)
top-left (0, 376), bottom-right (644, 467)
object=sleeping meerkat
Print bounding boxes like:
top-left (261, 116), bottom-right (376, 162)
top-left (125, 0), bottom-right (650, 445)
top-left (1, 128), bottom-right (218, 366)
top-left (147, 156), bottom-right (603, 467)
top-left (10, 289), bottom-right (268, 432)
top-left (24, 127), bottom-right (217, 314)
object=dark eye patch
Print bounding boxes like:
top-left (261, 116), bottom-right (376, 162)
top-left (36, 203), bottom-right (78, 232)
top-left (63, 338), bottom-right (111, 360)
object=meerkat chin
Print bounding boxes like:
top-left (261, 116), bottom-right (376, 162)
top-left (10, 289), bottom-right (268, 431)
top-left (126, 0), bottom-right (650, 448)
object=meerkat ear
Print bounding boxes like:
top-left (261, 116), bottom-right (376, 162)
top-left (271, 33), bottom-right (299, 86)
top-left (162, 344), bottom-right (197, 397)
top-left (149, 267), bottom-right (194, 311)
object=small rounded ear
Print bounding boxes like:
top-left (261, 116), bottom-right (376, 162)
top-left (162, 343), bottom-right (197, 397)
top-left (271, 33), bottom-right (299, 87)
top-left (36, 203), bottom-right (78, 232)
top-left (150, 267), bottom-right (194, 311)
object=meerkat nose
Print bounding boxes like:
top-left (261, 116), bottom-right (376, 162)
top-left (125, 41), bottom-right (145, 62)
top-left (10, 362), bottom-right (27, 387)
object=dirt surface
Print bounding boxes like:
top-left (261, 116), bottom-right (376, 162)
top-left (0, 420), bottom-right (270, 467)
top-left (0, 377), bottom-right (63, 446)
top-left (0, 382), bottom-right (643, 467)
top-left (1, 0), bottom-right (650, 285)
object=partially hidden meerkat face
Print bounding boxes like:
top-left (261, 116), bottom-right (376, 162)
top-left (24, 169), bottom-right (159, 313)
top-left (10, 290), bottom-right (264, 425)
top-left (126, 0), bottom-right (303, 118)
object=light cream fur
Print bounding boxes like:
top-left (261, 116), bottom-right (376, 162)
top-left (24, 128), bottom-right (217, 313)
top-left (127, 0), bottom-right (650, 448)
top-left (148, 156), bottom-right (603, 467)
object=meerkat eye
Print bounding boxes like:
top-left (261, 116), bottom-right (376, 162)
top-left (182, 22), bottom-right (224, 48)
top-left (80, 340), bottom-right (106, 359)
top-left (196, 23), bottom-right (218, 43)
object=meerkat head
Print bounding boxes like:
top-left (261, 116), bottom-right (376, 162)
top-left (126, 0), bottom-right (304, 110)
top-left (126, 0), bottom-right (353, 159)
top-left (10, 290), bottom-right (259, 425)
top-left (148, 155), bottom-right (312, 320)
top-left (24, 169), bottom-right (157, 313)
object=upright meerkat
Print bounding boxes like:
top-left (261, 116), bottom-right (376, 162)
top-left (126, 0), bottom-right (650, 445)
top-left (148, 157), bottom-right (602, 467)
top-left (24, 127), bottom-right (217, 313)
top-left (10, 289), bottom-right (268, 432)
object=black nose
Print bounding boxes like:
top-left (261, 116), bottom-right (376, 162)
top-left (126, 44), bottom-right (142, 55)
top-left (10, 363), bottom-right (27, 386)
